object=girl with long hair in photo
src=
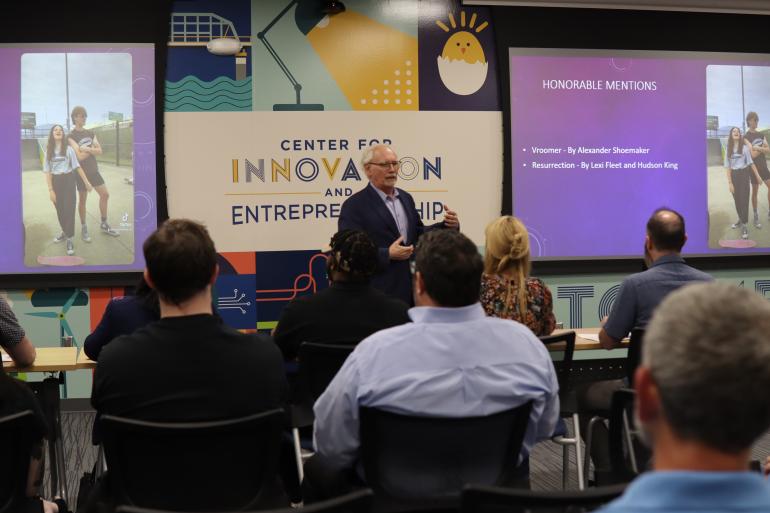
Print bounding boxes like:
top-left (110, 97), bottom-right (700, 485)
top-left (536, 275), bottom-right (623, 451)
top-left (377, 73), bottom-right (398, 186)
top-left (43, 124), bottom-right (92, 256)
top-left (724, 126), bottom-right (763, 240)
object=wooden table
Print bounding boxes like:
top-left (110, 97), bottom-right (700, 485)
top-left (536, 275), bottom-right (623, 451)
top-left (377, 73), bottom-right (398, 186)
top-left (550, 328), bottom-right (629, 351)
top-left (2, 346), bottom-right (80, 372)
top-left (76, 349), bottom-right (96, 370)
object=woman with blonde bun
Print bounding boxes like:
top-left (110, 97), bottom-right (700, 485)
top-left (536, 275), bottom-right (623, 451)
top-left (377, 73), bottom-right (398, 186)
top-left (480, 216), bottom-right (556, 336)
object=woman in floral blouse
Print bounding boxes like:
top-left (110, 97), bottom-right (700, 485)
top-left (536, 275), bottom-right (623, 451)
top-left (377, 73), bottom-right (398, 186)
top-left (480, 216), bottom-right (556, 336)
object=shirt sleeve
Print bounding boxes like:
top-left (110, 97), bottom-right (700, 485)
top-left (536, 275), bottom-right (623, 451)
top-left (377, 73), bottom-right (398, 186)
top-left (67, 146), bottom-right (80, 171)
top-left (83, 300), bottom-right (116, 361)
top-left (539, 280), bottom-right (556, 335)
top-left (744, 145), bottom-right (755, 165)
top-left (0, 298), bottom-right (25, 349)
top-left (312, 350), bottom-right (363, 470)
top-left (272, 300), bottom-right (302, 361)
top-left (603, 280), bottom-right (637, 341)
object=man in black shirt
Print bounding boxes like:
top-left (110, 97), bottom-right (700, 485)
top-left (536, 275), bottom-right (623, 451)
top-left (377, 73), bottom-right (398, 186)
top-left (273, 229), bottom-right (410, 361)
top-left (93, 218), bottom-right (287, 420)
top-left (745, 111), bottom-right (770, 226)
top-left (68, 106), bottom-right (120, 240)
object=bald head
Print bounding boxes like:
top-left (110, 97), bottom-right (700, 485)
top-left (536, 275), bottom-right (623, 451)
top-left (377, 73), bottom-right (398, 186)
top-left (646, 208), bottom-right (686, 253)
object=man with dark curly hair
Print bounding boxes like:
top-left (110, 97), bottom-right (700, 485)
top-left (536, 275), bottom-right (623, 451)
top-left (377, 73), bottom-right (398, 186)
top-left (273, 229), bottom-right (410, 361)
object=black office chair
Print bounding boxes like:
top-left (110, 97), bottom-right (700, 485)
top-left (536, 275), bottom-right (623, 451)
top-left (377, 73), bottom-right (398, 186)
top-left (115, 488), bottom-right (374, 513)
top-left (626, 329), bottom-right (645, 386)
top-left (359, 402), bottom-right (533, 512)
top-left (608, 389), bottom-right (649, 484)
top-left (461, 482), bottom-right (626, 513)
top-left (100, 409), bottom-right (285, 511)
top-left (540, 331), bottom-right (584, 489)
top-left (0, 410), bottom-right (37, 513)
top-left (292, 342), bottom-right (357, 481)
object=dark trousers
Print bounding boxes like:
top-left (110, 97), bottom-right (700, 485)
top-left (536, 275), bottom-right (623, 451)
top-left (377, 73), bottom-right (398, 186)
top-left (732, 166), bottom-right (752, 224)
top-left (576, 379), bottom-right (624, 482)
top-left (52, 172), bottom-right (76, 238)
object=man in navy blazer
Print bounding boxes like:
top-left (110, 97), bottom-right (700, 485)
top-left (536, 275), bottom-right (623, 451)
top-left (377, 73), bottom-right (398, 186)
top-left (339, 145), bottom-right (460, 304)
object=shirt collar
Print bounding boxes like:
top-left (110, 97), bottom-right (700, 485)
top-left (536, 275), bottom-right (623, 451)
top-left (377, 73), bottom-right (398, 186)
top-left (650, 253), bottom-right (685, 267)
top-left (613, 471), bottom-right (770, 509)
top-left (369, 182), bottom-right (399, 201)
top-left (408, 303), bottom-right (486, 323)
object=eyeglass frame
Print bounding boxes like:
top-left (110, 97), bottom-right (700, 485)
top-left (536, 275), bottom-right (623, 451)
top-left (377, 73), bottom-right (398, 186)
top-left (366, 160), bottom-right (402, 169)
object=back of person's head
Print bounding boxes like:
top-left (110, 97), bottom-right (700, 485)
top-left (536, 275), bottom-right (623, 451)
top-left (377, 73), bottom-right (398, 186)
top-left (134, 275), bottom-right (160, 317)
top-left (143, 219), bottom-right (217, 305)
top-left (643, 282), bottom-right (770, 453)
top-left (484, 216), bottom-right (531, 317)
top-left (646, 207), bottom-right (685, 253)
top-left (415, 230), bottom-right (483, 307)
top-left (326, 229), bottom-right (378, 283)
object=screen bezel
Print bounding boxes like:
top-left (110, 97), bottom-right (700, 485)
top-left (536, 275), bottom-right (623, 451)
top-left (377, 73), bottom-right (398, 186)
top-left (492, 5), bottom-right (770, 272)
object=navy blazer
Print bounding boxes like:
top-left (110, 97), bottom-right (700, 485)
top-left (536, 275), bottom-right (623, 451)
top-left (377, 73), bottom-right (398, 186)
top-left (338, 183), bottom-right (444, 304)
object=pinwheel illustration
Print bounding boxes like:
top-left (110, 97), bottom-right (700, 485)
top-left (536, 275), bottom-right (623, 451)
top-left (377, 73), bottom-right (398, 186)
top-left (26, 288), bottom-right (84, 347)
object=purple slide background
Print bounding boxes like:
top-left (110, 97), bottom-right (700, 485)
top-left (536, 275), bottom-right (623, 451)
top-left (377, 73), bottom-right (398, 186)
top-left (510, 52), bottom-right (768, 258)
top-left (0, 45), bottom-right (156, 274)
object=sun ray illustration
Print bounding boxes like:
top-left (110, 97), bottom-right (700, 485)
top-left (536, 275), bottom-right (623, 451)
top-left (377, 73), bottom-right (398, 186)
top-left (435, 10), bottom-right (489, 95)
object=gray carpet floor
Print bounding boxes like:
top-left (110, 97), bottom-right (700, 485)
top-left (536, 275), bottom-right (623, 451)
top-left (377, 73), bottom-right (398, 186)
top-left (49, 411), bottom-right (770, 507)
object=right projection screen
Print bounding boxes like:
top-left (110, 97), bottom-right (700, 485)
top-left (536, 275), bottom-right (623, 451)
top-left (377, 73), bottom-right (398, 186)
top-left (509, 48), bottom-right (770, 259)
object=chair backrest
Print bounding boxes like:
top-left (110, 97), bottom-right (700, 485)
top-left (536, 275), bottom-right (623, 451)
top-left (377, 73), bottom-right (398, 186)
top-left (461, 482), bottom-right (627, 513)
top-left (297, 342), bottom-right (357, 404)
top-left (608, 388), bottom-right (650, 484)
top-left (115, 488), bottom-right (375, 513)
top-left (360, 402), bottom-right (533, 503)
top-left (539, 331), bottom-right (576, 394)
top-left (626, 329), bottom-right (645, 386)
top-left (100, 409), bottom-right (284, 511)
top-left (0, 410), bottom-right (37, 513)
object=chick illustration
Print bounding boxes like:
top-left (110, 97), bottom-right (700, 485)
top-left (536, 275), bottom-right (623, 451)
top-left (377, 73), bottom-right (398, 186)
top-left (437, 30), bottom-right (488, 95)
top-left (441, 31), bottom-right (485, 64)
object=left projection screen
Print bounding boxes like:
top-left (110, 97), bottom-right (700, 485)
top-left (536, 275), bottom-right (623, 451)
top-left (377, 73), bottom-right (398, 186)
top-left (1, 43), bottom-right (157, 275)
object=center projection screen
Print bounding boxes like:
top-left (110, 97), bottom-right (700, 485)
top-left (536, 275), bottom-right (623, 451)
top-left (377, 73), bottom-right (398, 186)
top-left (509, 48), bottom-right (770, 259)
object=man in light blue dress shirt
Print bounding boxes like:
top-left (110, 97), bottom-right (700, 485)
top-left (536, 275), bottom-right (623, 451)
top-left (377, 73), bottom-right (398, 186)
top-left (308, 229), bottom-right (560, 498)
top-left (601, 282), bottom-right (770, 512)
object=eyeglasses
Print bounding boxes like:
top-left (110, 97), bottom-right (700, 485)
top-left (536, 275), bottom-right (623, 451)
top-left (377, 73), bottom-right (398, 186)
top-left (368, 161), bottom-right (401, 169)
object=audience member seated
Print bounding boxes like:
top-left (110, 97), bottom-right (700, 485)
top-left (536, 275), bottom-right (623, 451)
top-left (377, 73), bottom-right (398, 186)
top-left (0, 366), bottom-right (66, 513)
top-left (83, 277), bottom-right (160, 361)
top-left (305, 230), bottom-right (559, 500)
top-left (578, 207), bottom-right (712, 483)
top-left (480, 216), bottom-right (555, 336)
top-left (0, 296), bottom-right (36, 367)
top-left (89, 219), bottom-right (289, 508)
top-left (602, 282), bottom-right (770, 512)
top-left (273, 229), bottom-right (410, 362)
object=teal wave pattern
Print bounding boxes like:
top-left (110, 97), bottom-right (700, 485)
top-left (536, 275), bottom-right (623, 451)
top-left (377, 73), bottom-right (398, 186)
top-left (165, 75), bottom-right (252, 112)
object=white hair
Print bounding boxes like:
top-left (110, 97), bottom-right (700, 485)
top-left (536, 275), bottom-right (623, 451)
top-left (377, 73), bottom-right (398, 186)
top-left (360, 144), bottom-right (393, 168)
top-left (643, 281), bottom-right (770, 452)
